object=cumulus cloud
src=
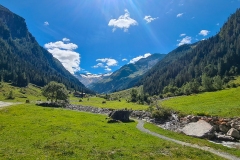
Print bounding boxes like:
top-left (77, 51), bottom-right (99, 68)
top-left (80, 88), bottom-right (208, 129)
top-left (96, 58), bottom-right (118, 66)
top-left (108, 9), bottom-right (138, 32)
top-left (144, 15), bottom-right (158, 23)
top-left (93, 63), bottom-right (104, 68)
top-left (177, 13), bottom-right (183, 17)
top-left (199, 30), bottom-right (210, 36)
top-left (180, 33), bottom-right (186, 37)
top-left (62, 38), bottom-right (70, 42)
top-left (44, 41), bottom-right (77, 50)
top-left (104, 66), bottom-right (112, 71)
top-left (92, 58), bottom-right (118, 72)
top-left (44, 39), bottom-right (80, 74)
top-left (177, 36), bottom-right (192, 46)
top-left (129, 53), bottom-right (151, 64)
top-left (44, 21), bottom-right (49, 26)
top-left (122, 58), bottom-right (128, 61)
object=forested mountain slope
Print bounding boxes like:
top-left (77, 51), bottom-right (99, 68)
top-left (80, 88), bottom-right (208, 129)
top-left (90, 54), bottom-right (166, 93)
top-left (0, 5), bottom-right (92, 93)
top-left (141, 9), bottom-right (240, 95)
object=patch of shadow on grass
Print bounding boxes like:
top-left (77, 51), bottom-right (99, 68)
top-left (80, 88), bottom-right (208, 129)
top-left (107, 118), bottom-right (135, 123)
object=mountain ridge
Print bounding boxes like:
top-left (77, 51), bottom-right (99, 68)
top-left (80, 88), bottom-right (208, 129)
top-left (0, 5), bottom-right (92, 93)
top-left (88, 53), bottom-right (166, 93)
top-left (140, 8), bottom-right (240, 95)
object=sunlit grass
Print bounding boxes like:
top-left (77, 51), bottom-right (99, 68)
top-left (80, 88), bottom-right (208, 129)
top-left (0, 104), bottom-right (224, 159)
top-left (160, 87), bottom-right (240, 117)
top-left (70, 96), bottom-right (148, 110)
top-left (0, 82), bottom-right (44, 102)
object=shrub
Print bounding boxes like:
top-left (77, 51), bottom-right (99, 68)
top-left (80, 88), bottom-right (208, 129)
top-left (152, 108), bottom-right (172, 120)
top-left (6, 90), bottom-right (14, 99)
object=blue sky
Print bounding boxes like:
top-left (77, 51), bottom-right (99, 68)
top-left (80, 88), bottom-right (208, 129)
top-left (1, 0), bottom-right (240, 75)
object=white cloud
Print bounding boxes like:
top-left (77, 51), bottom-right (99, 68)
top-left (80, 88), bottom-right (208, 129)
top-left (216, 23), bottom-right (219, 26)
top-left (108, 9), bottom-right (138, 32)
top-left (144, 15), bottom-right (158, 23)
top-left (44, 39), bottom-right (80, 74)
top-left (122, 58), bottom-right (128, 61)
top-left (199, 30), bottom-right (210, 36)
top-left (176, 13), bottom-right (183, 17)
top-left (96, 58), bottom-right (118, 66)
top-left (105, 66), bottom-right (112, 71)
top-left (92, 58), bottom-right (118, 71)
top-left (177, 36), bottom-right (192, 46)
top-left (44, 21), bottom-right (49, 26)
top-left (180, 33), bottom-right (186, 37)
top-left (44, 41), bottom-right (77, 50)
top-left (129, 53), bottom-right (151, 64)
top-left (92, 63), bottom-right (104, 68)
top-left (62, 38), bottom-right (70, 42)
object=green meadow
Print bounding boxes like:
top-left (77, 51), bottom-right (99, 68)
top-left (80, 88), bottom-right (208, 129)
top-left (0, 104), bottom-right (224, 159)
top-left (71, 96), bottom-right (148, 110)
top-left (160, 87), bottom-right (240, 117)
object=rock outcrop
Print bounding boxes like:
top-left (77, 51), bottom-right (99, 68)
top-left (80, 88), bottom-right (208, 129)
top-left (109, 110), bottom-right (132, 122)
top-left (181, 120), bottom-right (214, 139)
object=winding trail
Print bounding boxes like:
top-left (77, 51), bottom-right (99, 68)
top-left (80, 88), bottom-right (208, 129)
top-left (136, 120), bottom-right (240, 160)
top-left (0, 101), bottom-right (22, 108)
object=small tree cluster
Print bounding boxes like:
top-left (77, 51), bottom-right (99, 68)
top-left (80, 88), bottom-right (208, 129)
top-left (130, 89), bottom-right (150, 104)
top-left (42, 81), bottom-right (69, 102)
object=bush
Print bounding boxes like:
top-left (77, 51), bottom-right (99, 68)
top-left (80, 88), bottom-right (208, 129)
top-left (152, 108), bottom-right (172, 120)
top-left (6, 90), bottom-right (14, 99)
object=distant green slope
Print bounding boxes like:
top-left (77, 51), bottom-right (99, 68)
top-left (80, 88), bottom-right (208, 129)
top-left (90, 53), bottom-right (166, 93)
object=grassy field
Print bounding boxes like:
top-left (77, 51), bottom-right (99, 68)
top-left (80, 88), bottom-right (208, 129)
top-left (144, 123), bottom-right (240, 158)
top-left (0, 82), bottom-right (44, 102)
top-left (0, 104), bottom-right (224, 159)
top-left (160, 87), bottom-right (240, 117)
top-left (70, 96), bottom-right (148, 110)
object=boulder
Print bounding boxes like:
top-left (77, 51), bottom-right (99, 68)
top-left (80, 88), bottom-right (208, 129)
top-left (219, 124), bottom-right (230, 133)
top-left (181, 120), bottom-right (214, 139)
top-left (227, 128), bottom-right (240, 139)
top-left (109, 110), bottom-right (132, 122)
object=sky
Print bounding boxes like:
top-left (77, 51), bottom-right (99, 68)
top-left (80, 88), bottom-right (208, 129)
top-left (1, 0), bottom-right (240, 75)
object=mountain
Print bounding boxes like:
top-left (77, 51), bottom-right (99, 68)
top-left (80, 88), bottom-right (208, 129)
top-left (0, 5), bottom-right (92, 93)
top-left (140, 9), bottom-right (240, 96)
top-left (89, 54), bottom-right (166, 93)
top-left (75, 72), bottom-right (112, 87)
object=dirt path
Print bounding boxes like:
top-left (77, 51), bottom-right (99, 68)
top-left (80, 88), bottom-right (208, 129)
top-left (136, 120), bottom-right (240, 160)
top-left (0, 101), bottom-right (22, 108)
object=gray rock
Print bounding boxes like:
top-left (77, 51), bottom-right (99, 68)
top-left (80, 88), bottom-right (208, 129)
top-left (215, 134), bottom-right (235, 141)
top-left (219, 124), bottom-right (230, 133)
top-left (181, 120), bottom-right (214, 139)
top-left (109, 110), bottom-right (132, 122)
top-left (227, 128), bottom-right (240, 139)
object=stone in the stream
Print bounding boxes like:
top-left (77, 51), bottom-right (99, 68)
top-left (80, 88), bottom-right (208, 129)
top-left (227, 128), bottom-right (240, 139)
top-left (181, 120), bottom-right (214, 139)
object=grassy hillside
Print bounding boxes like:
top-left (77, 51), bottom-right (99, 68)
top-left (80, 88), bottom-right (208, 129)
top-left (160, 86), bottom-right (240, 117)
top-left (110, 86), bottom-right (143, 99)
top-left (0, 104), bottom-right (224, 159)
top-left (0, 82), bottom-right (44, 102)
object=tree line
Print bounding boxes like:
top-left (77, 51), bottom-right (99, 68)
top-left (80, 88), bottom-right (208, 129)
top-left (140, 9), bottom-right (240, 96)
